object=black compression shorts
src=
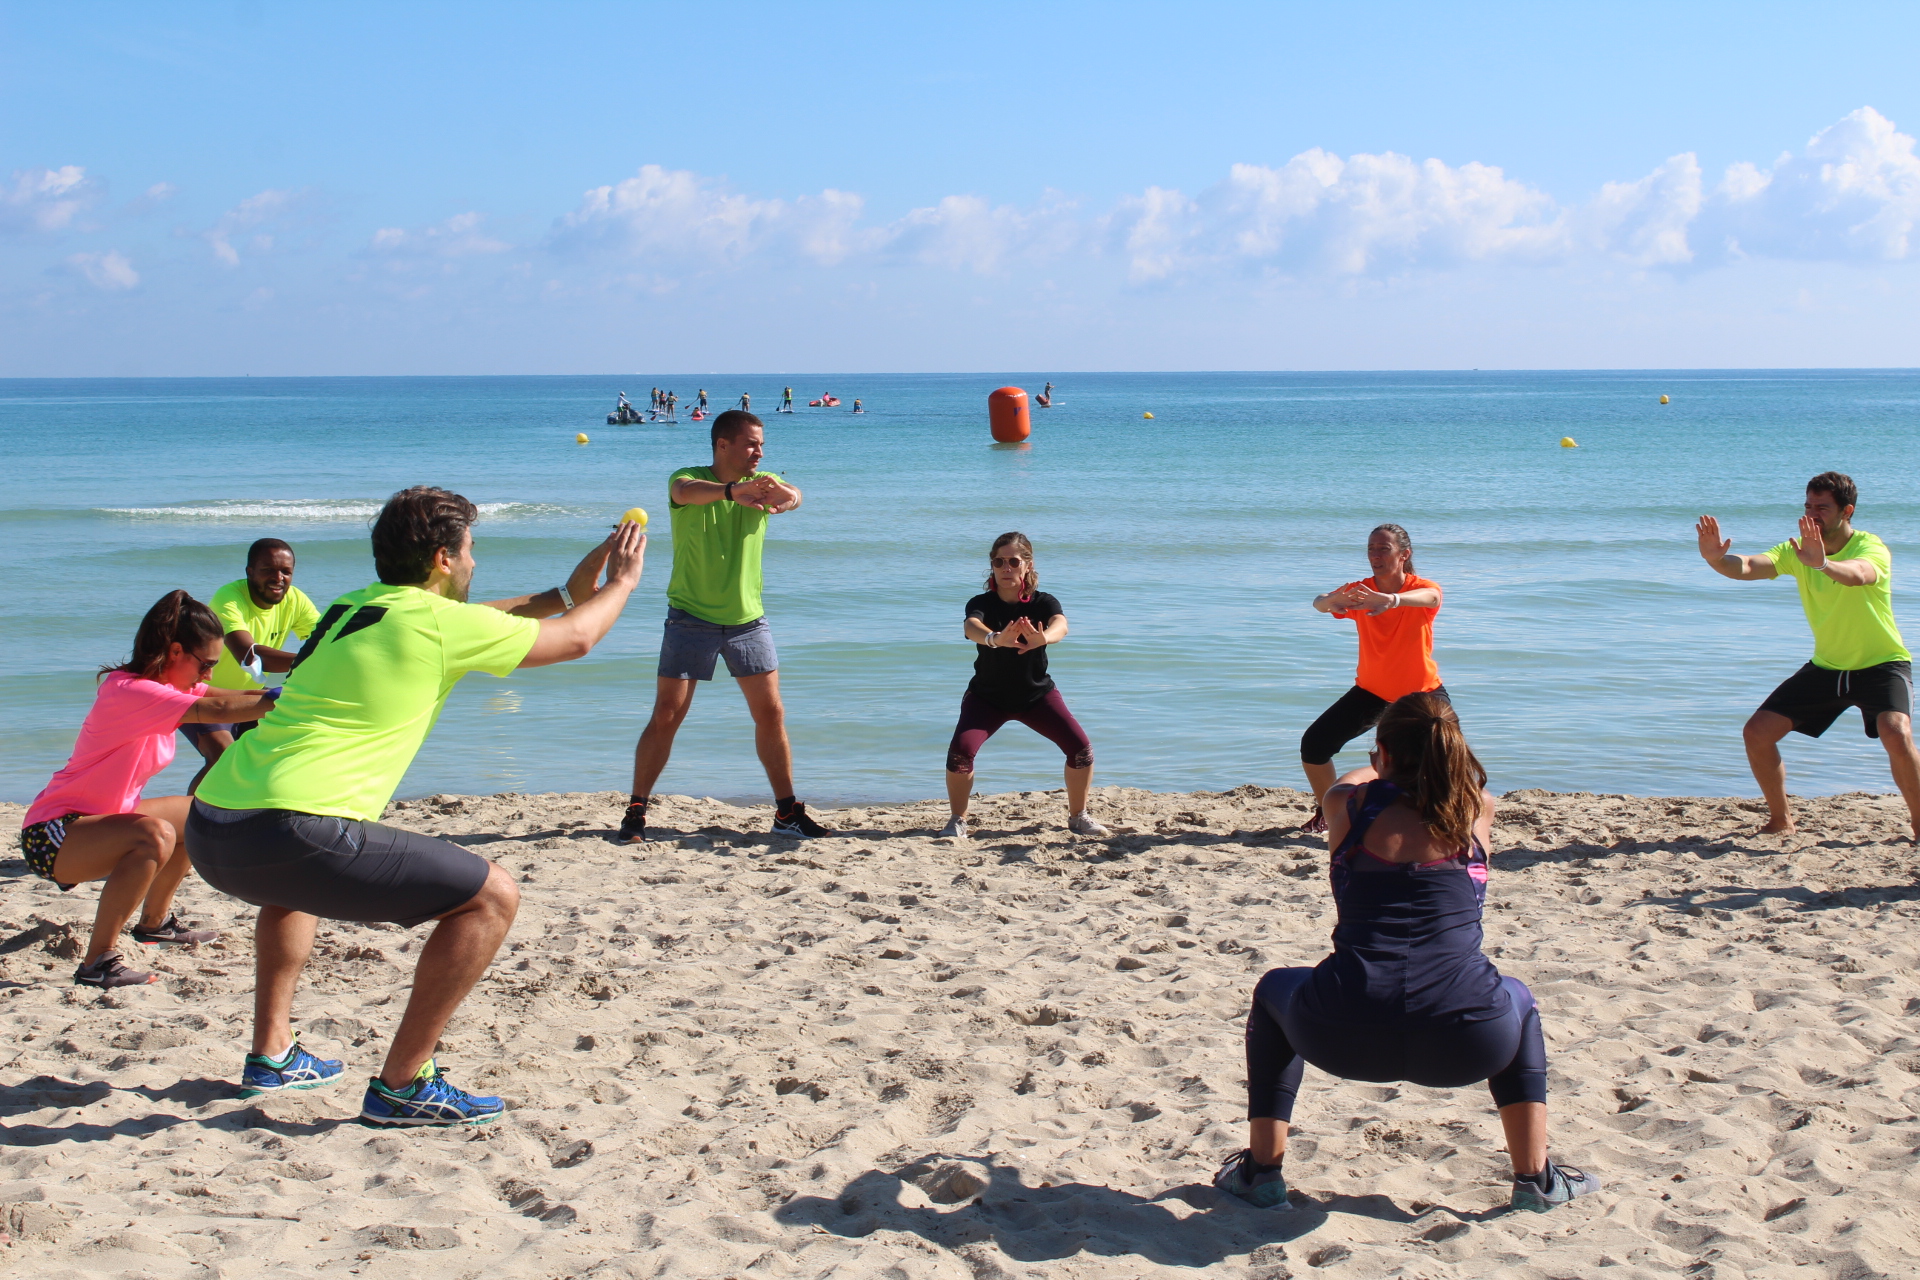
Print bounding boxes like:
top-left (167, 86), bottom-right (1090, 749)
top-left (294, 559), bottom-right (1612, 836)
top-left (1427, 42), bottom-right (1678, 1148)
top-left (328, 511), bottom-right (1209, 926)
top-left (186, 800), bottom-right (489, 927)
top-left (1759, 660), bottom-right (1913, 739)
top-left (1301, 685), bottom-right (1451, 765)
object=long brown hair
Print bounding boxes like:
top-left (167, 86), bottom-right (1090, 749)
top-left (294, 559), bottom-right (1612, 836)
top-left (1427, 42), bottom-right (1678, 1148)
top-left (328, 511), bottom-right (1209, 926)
top-left (102, 590), bottom-right (223, 682)
top-left (983, 531), bottom-right (1039, 597)
top-left (1373, 692), bottom-right (1486, 848)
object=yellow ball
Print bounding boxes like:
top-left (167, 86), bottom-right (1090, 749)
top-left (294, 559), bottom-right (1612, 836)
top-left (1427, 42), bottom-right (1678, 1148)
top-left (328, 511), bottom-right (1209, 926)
top-left (576, 433), bottom-right (589, 444)
top-left (1560, 437), bottom-right (1577, 448)
top-left (1143, 411), bottom-right (1154, 419)
top-left (1659, 394), bottom-right (1670, 404)
top-left (621, 507), bottom-right (649, 529)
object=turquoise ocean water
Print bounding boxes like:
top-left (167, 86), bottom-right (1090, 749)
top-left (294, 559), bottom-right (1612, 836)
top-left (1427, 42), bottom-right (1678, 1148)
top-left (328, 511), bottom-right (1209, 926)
top-left (4, 371), bottom-right (1918, 808)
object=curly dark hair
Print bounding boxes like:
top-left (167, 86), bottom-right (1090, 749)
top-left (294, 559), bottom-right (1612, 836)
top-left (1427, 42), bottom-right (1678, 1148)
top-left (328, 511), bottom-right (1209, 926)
top-left (1806, 471), bottom-right (1857, 511)
top-left (372, 486), bottom-right (479, 585)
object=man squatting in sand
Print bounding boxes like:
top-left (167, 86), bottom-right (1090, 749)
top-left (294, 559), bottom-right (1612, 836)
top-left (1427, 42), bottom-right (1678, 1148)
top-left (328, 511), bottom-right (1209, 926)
top-left (1299, 523), bottom-right (1447, 832)
top-left (180, 538), bottom-right (321, 791)
top-left (187, 488), bottom-right (645, 1125)
top-left (618, 409), bottom-right (834, 843)
top-left (1696, 471), bottom-right (1920, 839)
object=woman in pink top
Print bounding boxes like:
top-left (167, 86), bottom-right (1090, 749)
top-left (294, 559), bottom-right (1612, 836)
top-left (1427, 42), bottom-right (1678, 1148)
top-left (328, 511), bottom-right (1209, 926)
top-left (22, 591), bottom-right (276, 989)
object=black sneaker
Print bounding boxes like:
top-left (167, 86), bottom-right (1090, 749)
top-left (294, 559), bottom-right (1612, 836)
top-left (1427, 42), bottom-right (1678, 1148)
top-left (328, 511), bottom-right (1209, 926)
top-left (771, 803), bottom-right (833, 840)
top-left (612, 803), bottom-right (648, 844)
top-left (74, 951), bottom-right (155, 989)
top-left (130, 914), bottom-right (219, 946)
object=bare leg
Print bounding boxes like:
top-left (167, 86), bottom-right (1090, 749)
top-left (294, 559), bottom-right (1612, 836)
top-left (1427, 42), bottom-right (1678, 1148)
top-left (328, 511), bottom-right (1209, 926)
top-left (186, 730), bottom-right (232, 795)
top-left (1877, 711), bottom-right (1920, 841)
top-left (1249, 1117), bottom-right (1287, 1165)
top-left (737, 671), bottom-right (795, 799)
top-left (631, 677), bottom-right (696, 797)
top-left (1742, 709), bottom-right (1796, 833)
top-left (380, 863), bottom-right (520, 1088)
top-left (51, 810), bottom-right (176, 964)
top-left (1065, 763), bottom-right (1092, 816)
top-left (946, 768), bottom-right (973, 818)
top-left (131, 794), bottom-right (196, 929)
top-left (252, 906), bottom-right (317, 1056)
top-left (1499, 1101), bottom-right (1548, 1177)
top-left (1302, 761), bottom-right (1337, 807)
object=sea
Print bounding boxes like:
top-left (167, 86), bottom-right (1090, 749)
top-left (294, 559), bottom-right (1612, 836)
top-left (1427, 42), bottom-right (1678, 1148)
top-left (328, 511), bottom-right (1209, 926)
top-left (4, 371), bottom-right (1918, 809)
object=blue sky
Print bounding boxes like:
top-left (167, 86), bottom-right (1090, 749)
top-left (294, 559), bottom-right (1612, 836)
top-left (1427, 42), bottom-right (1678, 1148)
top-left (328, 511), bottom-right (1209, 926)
top-left (3, 1), bottom-right (1918, 373)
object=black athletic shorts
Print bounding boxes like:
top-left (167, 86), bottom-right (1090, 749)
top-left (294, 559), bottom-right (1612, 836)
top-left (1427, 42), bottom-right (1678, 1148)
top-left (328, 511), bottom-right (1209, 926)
top-left (1759, 660), bottom-right (1913, 739)
top-left (1301, 685), bottom-right (1451, 765)
top-left (186, 800), bottom-right (489, 927)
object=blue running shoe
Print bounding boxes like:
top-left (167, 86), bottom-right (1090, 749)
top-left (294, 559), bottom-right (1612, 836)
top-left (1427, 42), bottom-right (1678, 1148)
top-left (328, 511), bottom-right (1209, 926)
top-left (238, 1035), bottom-right (345, 1097)
top-left (1213, 1149), bottom-right (1290, 1209)
top-left (1510, 1160), bottom-right (1601, 1213)
top-left (359, 1059), bottom-right (505, 1127)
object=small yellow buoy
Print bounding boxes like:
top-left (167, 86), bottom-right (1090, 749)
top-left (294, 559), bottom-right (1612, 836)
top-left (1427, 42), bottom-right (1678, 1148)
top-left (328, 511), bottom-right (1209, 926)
top-left (576, 432), bottom-right (589, 444)
top-left (1560, 437), bottom-right (1577, 448)
top-left (1659, 395), bottom-right (1670, 404)
top-left (621, 507), bottom-right (649, 529)
top-left (1143, 411), bottom-right (1154, 419)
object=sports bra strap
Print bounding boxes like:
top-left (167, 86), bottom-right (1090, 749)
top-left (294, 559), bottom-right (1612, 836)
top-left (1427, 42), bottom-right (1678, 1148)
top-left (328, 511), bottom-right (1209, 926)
top-left (1332, 779), bottom-right (1401, 859)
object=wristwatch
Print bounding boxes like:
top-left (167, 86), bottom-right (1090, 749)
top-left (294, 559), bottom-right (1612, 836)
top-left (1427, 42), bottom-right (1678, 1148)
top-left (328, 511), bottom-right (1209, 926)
top-left (724, 482), bottom-right (734, 502)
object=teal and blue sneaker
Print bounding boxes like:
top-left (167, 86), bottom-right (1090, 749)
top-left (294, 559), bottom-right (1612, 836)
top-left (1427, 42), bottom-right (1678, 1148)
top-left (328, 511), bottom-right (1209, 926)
top-left (1213, 1149), bottom-right (1289, 1209)
top-left (359, 1059), bottom-right (505, 1127)
top-left (238, 1035), bottom-right (345, 1097)
top-left (1510, 1160), bottom-right (1601, 1213)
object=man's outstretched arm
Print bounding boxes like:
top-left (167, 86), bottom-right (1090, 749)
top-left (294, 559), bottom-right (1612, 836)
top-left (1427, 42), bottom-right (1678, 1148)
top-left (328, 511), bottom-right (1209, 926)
top-left (519, 524), bottom-right (647, 667)
top-left (1697, 515), bottom-right (1779, 581)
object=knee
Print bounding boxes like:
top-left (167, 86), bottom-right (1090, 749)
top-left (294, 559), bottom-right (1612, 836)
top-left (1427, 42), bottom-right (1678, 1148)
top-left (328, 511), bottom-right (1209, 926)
top-left (750, 699), bottom-right (786, 728)
top-left (648, 701), bottom-right (690, 732)
top-left (1065, 748), bottom-right (1093, 770)
top-left (131, 816), bottom-right (174, 864)
top-left (1743, 712), bottom-right (1787, 745)
top-left (945, 751), bottom-right (975, 776)
top-left (477, 864), bottom-right (521, 922)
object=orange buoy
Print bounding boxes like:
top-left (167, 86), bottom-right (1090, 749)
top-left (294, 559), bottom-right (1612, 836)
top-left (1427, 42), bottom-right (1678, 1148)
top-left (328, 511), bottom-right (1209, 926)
top-left (988, 386), bottom-right (1030, 443)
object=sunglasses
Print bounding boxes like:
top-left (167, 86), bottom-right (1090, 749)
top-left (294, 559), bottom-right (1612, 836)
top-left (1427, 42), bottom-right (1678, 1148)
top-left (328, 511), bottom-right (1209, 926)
top-left (991, 556), bottom-right (1026, 568)
top-left (193, 654), bottom-right (220, 674)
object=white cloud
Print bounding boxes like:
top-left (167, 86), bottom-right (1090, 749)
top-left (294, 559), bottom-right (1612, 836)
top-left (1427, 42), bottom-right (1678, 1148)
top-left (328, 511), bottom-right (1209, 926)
top-left (1709, 107), bottom-right (1920, 262)
top-left (67, 249), bottom-right (139, 290)
top-left (367, 211), bottom-right (510, 259)
top-left (549, 164), bottom-right (865, 267)
top-left (1584, 153), bottom-right (1703, 265)
top-left (1, 165), bottom-right (95, 233)
top-left (202, 189), bottom-right (306, 265)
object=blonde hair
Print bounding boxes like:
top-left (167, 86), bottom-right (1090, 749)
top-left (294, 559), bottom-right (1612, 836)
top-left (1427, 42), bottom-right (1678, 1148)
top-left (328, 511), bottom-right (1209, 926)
top-left (984, 531), bottom-right (1039, 596)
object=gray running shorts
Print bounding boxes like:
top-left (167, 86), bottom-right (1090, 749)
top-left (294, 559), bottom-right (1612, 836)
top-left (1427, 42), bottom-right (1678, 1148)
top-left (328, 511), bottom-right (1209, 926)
top-left (657, 607), bottom-right (778, 681)
top-left (186, 800), bottom-right (489, 928)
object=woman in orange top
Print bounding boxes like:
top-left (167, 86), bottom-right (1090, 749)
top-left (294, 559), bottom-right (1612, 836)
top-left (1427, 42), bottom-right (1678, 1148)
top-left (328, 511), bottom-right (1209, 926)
top-left (1300, 523), bottom-right (1448, 831)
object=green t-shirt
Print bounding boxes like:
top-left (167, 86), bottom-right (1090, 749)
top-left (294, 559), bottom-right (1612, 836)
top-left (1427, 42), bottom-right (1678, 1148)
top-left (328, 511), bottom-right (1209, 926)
top-left (206, 579), bottom-right (322, 690)
top-left (197, 582), bottom-right (539, 821)
top-left (666, 466), bottom-right (771, 625)
top-left (1768, 530), bottom-right (1910, 670)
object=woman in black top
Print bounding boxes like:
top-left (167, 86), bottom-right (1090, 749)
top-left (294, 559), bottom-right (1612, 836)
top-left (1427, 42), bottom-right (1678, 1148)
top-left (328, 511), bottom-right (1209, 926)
top-left (943, 532), bottom-right (1106, 839)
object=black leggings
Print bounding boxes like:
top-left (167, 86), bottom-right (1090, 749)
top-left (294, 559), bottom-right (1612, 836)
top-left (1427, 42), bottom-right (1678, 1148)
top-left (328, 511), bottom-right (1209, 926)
top-left (1300, 684), bottom-right (1450, 766)
top-left (1245, 966), bottom-right (1547, 1122)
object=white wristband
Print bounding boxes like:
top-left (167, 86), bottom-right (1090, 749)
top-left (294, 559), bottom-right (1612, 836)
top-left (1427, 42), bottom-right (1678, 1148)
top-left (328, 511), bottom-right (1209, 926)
top-left (557, 584), bottom-right (575, 610)
top-left (986, 631), bottom-right (999, 647)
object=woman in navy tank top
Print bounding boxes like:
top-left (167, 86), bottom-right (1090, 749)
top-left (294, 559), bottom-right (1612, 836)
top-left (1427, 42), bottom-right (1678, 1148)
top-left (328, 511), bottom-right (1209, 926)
top-left (1215, 693), bottom-right (1601, 1214)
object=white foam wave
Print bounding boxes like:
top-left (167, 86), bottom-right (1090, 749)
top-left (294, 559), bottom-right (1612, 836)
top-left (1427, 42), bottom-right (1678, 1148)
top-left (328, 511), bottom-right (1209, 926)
top-left (98, 499), bottom-right (563, 522)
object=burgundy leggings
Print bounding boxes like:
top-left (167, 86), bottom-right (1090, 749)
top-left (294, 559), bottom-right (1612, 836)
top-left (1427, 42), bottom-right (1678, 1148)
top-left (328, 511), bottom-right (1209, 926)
top-left (946, 688), bottom-right (1094, 774)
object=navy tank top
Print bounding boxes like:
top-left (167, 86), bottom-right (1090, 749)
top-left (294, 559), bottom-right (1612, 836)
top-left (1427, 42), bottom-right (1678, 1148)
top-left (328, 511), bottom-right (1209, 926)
top-left (1297, 779), bottom-right (1507, 1028)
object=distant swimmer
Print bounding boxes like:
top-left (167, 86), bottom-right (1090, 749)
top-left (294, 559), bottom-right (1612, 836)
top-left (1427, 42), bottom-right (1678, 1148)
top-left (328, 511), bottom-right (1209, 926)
top-left (697, 389), bottom-right (709, 411)
top-left (1697, 471), bottom-right (1920, 839)
top-left (188, 489), bottom-right (645, 1123)
top-left (851, 399), bottom-right (864, 414)
top-left (780, 386), bottom-right (794, 413)
top-left (666, 390), bottom-right (678, 421)
top-left (941, 532), bottom-right (1106, 840)
top-left (181, 539), bottom-right (321, 790)
top-left (1214, 693), bottom-right (1599, 1214)
top-left (617, 410), bottom-right (833, 844)
top-left (1300, 524), bottom-right (1446, 832)
top-left (21, 590), bottom-right (277, 989)
top-left (737, 392), bottom-right (751, 411)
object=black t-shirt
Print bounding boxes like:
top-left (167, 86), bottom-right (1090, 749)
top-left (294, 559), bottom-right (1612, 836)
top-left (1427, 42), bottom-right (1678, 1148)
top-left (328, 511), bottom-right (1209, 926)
top-left (965, 590), bottom-right (1063, 710)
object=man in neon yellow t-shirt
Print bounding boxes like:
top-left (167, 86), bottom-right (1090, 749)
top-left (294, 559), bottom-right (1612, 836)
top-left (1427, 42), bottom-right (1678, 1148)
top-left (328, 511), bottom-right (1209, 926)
top-left (181, 538), bottom-right (322, 787)
top-left (1696, 470), bottom-right (1920, 839)
top-left (188, 486), bottom-right (647, 1126)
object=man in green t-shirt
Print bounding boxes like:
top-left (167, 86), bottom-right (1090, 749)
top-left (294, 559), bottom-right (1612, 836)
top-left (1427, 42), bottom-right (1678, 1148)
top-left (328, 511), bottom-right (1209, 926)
top-left (1696, 470), bottom-right (1920, 839)
top-left (187, 486), bottom-right (647, 1126)
top-left (616, 410), bottom-right (835, 843)
top-left (180, 538), bottom-right (322, 788)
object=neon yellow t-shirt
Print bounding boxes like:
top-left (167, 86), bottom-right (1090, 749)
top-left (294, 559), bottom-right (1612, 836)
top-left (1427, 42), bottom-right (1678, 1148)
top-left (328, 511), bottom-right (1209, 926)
top-left (1768, 530), bottom-right (1910, 671)
top-left (666, 467), bottom-right (770, 625)
top-left (206, 579), bottom-right (322, 690)
top-left (197, 583), bottom-right (539, 821)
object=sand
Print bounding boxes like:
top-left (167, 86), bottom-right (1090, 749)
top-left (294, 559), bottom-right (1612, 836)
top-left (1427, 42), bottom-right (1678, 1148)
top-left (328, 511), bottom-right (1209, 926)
top-left (3, 784), bottom-right (1920, 1279)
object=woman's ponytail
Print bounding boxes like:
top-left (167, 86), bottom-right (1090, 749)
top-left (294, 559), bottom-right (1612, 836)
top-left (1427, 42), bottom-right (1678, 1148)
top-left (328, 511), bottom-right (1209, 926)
top-left (1375, 692), bottom-right (1487, 847)
top-left (102, 589), bottom-right (224, 682)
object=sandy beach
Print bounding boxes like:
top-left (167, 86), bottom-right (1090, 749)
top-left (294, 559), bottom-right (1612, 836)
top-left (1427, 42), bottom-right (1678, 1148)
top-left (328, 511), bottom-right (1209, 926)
top-left (3, 784), bottom-right (1919, 1279)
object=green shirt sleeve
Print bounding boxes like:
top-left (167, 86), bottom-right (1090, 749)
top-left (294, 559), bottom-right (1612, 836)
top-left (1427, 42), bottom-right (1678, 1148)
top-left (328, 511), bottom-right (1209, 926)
top-left (440, 600), bottom-right (541, 678)
top-left (1766, 540), bottom-right (1800, 579)
top-left (210, 580), bottom-right (252, 633)
top-left (289, 586), bottom-right (322, 638)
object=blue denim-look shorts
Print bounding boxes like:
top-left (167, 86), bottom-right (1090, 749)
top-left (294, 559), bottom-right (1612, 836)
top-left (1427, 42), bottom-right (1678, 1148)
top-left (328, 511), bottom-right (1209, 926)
top-left (657, 607), bottom-right (778, 681)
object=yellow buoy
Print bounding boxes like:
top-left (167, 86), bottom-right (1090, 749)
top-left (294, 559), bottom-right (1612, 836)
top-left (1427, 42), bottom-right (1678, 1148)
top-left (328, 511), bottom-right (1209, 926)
top-left (1143, 411), bottom-right (1154, 419)
top-left (576, 432), bottom-right (589, 444)
top-left (1659, 395), bottom-right (1670, 404)
top-left (1560, 437), bottom-right (1577, 448)
top-left (621, 507), bottom-right (649, 529)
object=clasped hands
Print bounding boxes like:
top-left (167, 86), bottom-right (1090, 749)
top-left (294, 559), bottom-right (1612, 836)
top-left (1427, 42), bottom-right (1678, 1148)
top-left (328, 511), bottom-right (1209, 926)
top-left (1327, 584), bottom-right (1398, 616)
top-left (728, 475), bottom-right (795, 513)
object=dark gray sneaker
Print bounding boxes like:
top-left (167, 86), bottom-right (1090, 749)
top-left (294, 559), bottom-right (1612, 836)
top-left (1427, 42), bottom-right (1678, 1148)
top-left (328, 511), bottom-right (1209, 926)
top-left (1510, 1161), bottom-right (1600, 1213)
top-left (612, 803), bottom-right (649, 844)
top-left (131, 914), bottom-right (218, 946)
top-left (771, 803), bottom-right (833, 840)
top-left (1213, 1149), bottom-right (1289, 1209)
top-left (74, 951), bottom-right (155, 989)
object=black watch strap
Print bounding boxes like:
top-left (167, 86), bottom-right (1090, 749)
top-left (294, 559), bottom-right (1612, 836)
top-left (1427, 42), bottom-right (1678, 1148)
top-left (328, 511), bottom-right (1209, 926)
top-left (724, 482), bottom-right (734, 502)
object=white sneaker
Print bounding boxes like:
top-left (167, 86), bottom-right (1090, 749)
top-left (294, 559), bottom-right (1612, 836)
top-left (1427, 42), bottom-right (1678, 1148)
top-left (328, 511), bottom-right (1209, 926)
top-left (1067, 812), bottom-right (1110, 837)
top-left (940, 816), bottom-right (969, 839)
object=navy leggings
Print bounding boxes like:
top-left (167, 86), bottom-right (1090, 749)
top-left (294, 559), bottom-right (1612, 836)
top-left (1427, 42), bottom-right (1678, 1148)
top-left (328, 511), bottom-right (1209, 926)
top-left (945, 688), bottom-right (1093, 773)
top-left (1245, 967), bottom-right (1547, 1122)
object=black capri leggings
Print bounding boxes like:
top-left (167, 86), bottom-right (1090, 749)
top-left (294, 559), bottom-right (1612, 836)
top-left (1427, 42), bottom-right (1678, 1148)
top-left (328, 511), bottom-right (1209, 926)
top-left (1245, 966), bottom-right (1547, 1122)
top-left (1300, 684), bottom-right (1450, 766)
